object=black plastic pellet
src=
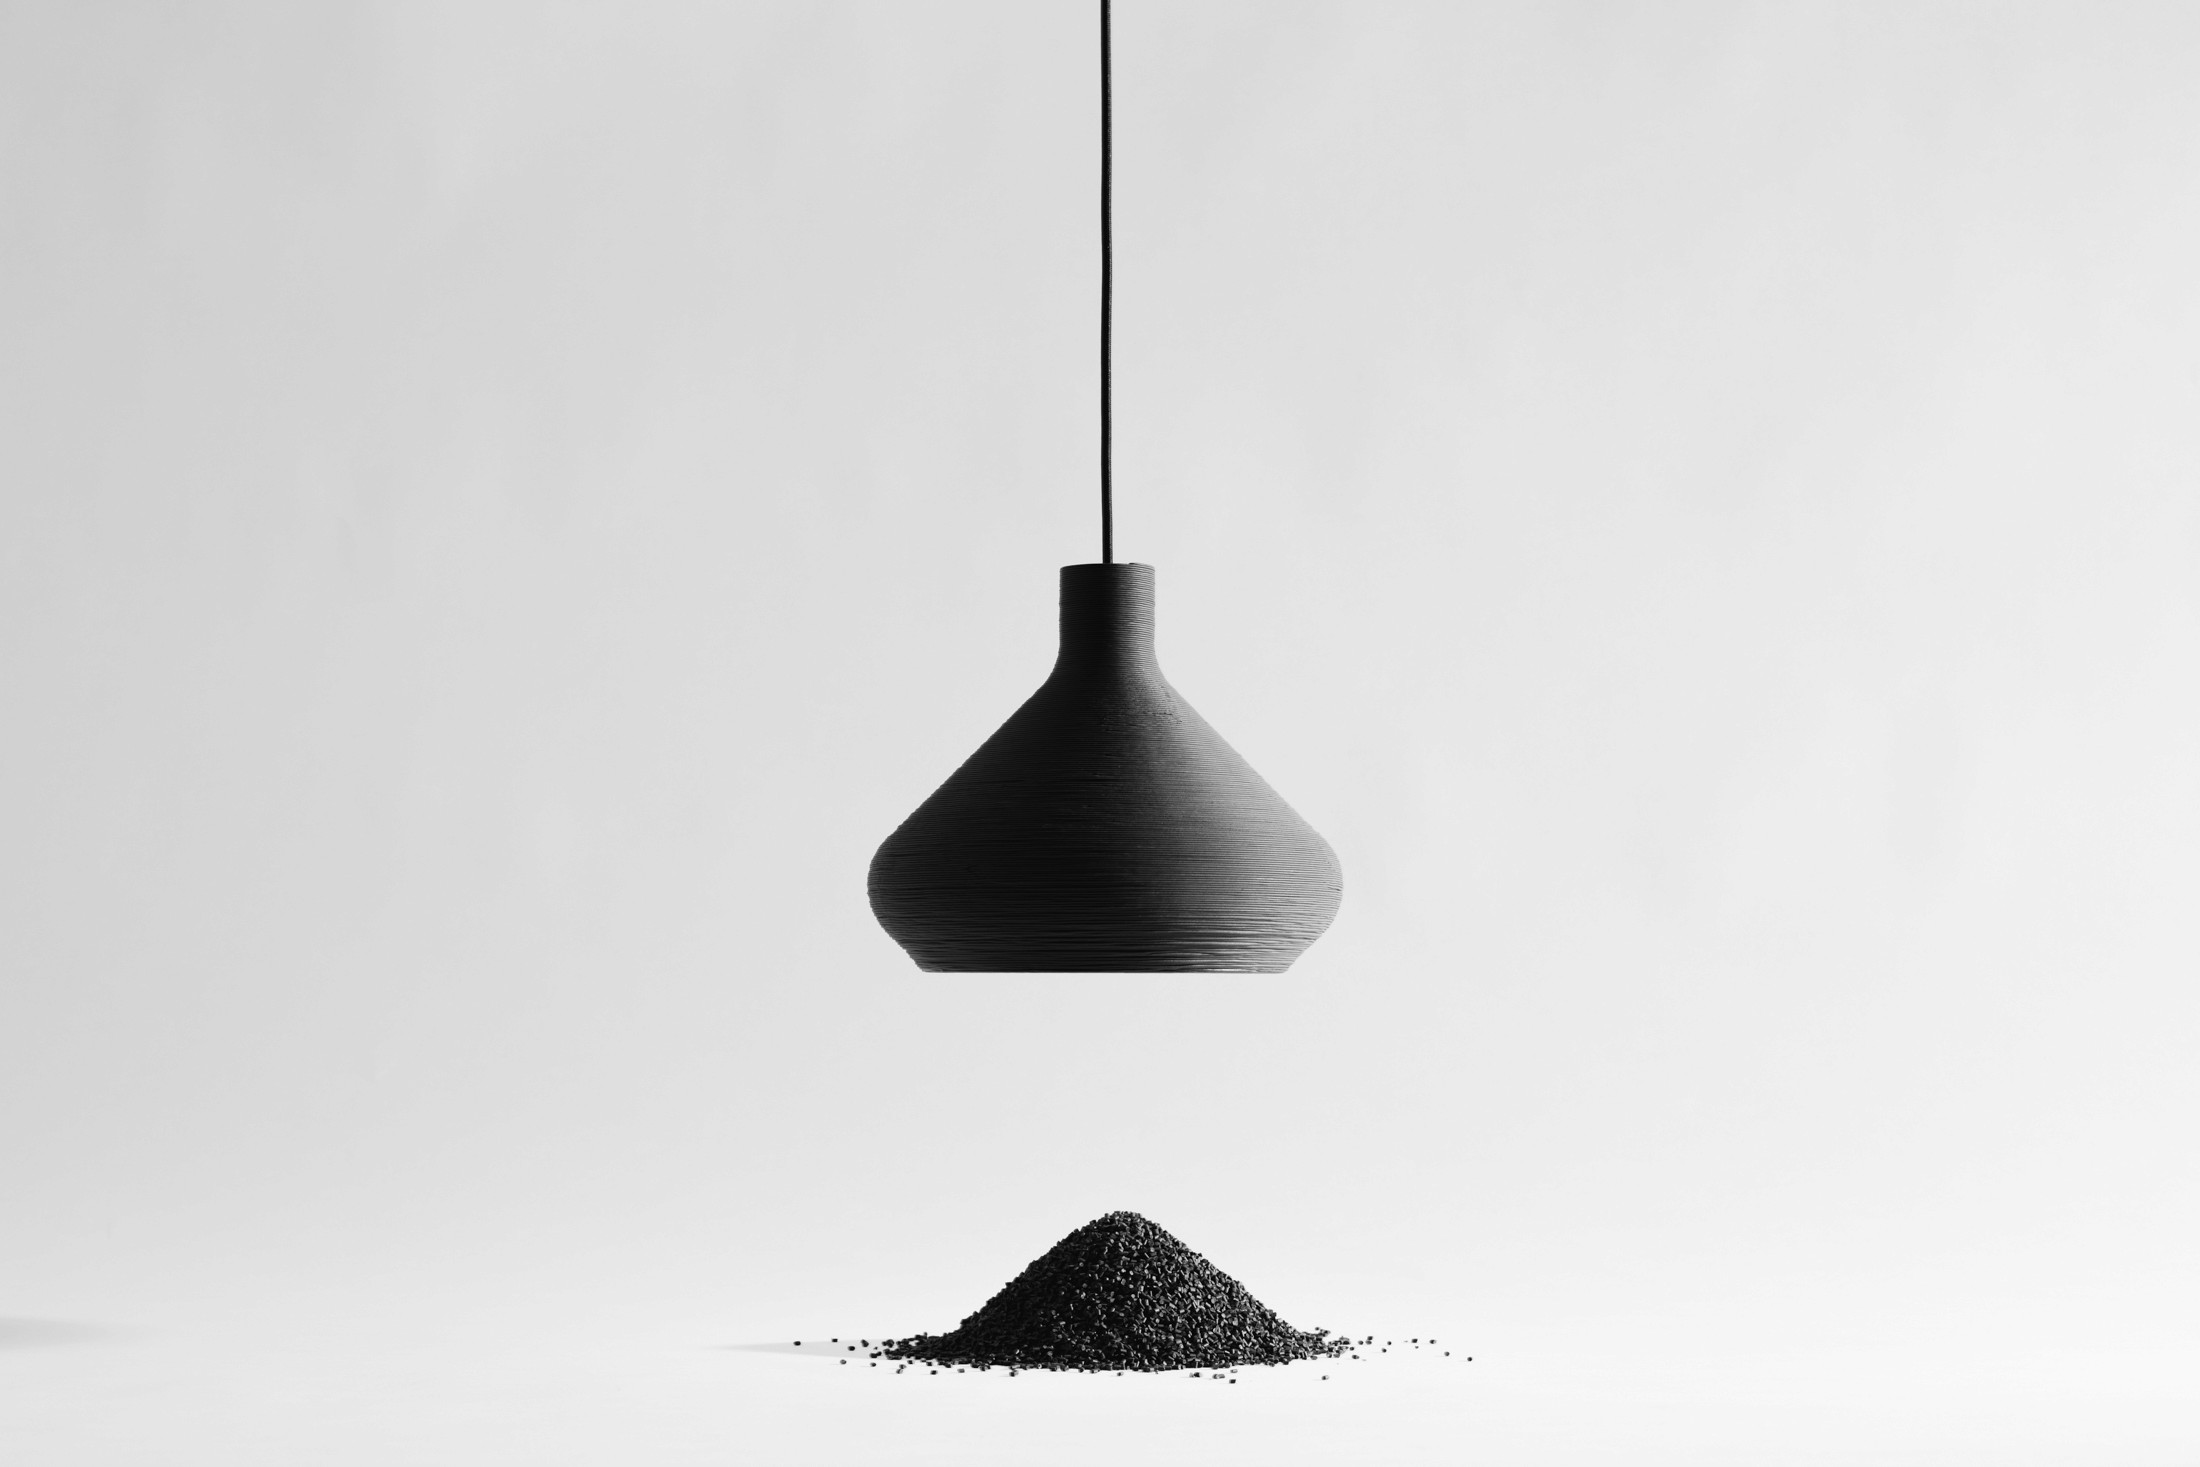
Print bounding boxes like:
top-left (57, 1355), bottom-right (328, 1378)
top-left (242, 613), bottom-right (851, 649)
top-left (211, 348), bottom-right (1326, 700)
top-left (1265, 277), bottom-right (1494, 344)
top-left (877, 1211), bottom-right (1353, 1375)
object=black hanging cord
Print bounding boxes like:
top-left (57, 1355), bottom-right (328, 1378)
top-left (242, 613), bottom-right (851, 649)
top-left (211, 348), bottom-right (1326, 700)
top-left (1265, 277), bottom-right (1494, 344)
top-left (1100, 0), bottom-right (1114, 564)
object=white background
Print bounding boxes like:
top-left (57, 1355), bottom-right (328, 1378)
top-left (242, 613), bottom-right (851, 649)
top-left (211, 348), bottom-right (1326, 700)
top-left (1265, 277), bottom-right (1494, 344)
top-left (3, 3), bottom-right (2196, 1462)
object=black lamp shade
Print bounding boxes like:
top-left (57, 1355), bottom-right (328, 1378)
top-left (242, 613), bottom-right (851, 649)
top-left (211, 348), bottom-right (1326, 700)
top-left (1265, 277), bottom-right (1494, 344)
top-left (868, 563), bottom-right (1341, 972)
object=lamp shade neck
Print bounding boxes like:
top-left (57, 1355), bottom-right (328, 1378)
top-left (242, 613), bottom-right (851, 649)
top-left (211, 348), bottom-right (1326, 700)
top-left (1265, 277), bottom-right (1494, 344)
top-left (1056, 562), bottom-right (1157, 676)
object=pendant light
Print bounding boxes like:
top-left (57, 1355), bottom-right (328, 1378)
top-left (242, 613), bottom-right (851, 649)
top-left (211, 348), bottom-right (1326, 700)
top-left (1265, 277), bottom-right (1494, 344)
top-left (868, 2), bottom-right (1341, 972)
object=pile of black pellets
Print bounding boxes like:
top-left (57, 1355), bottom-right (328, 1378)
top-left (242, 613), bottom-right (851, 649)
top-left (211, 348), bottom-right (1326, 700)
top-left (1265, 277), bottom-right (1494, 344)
top-left (874, 1211), bottom-right (1350, 1373)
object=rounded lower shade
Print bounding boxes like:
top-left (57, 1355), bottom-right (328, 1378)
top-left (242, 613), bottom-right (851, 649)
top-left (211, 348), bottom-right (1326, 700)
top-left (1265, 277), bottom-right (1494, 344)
top-left (868, 563), bottom-right (1341, 972)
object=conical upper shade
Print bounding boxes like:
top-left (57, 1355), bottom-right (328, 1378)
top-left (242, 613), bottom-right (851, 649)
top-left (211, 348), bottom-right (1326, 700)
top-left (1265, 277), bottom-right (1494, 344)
top-left (868, 563), bottom-right (1341, 972)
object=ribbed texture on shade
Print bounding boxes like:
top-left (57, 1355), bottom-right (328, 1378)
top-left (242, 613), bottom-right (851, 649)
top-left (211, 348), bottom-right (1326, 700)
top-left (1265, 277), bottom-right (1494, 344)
top-left (868, 564), bottom-right (1341, 972)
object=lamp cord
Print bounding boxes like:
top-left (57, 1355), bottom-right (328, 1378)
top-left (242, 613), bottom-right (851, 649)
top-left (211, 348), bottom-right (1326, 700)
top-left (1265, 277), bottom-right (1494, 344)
top-left (1100, 0), bottom-right (1114, 564)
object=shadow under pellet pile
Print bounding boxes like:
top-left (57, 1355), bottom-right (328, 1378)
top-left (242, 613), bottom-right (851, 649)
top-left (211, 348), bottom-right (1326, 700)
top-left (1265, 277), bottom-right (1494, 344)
top-left (879, 1211), bottom-right (1348, 1372)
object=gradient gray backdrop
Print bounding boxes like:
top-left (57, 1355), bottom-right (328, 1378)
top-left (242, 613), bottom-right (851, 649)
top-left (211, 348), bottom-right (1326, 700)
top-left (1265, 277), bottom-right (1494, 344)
top-left (4, 3), bottom-right (2196, 1462)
